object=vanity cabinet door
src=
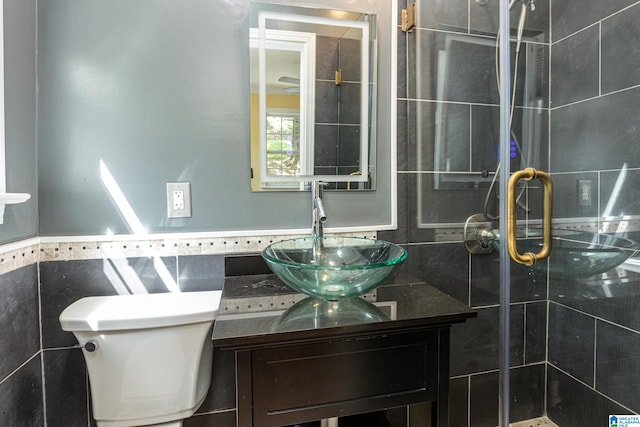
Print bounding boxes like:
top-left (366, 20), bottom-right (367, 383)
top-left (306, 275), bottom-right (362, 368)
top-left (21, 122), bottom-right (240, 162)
top-left (250, 330), bottom-right (441, 427)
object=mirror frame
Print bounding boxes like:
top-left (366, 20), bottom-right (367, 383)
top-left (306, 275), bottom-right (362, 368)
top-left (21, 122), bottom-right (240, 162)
top-left (255, 9), bottom-right (371, 185)
top-left (250, 27), bottom-right (316, 181)
top-left (247, 0), bottom-right (398, 234)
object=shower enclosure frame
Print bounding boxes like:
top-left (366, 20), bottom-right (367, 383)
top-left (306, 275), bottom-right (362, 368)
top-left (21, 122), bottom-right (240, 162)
top-left (497, 2), bottom-right (513, 426)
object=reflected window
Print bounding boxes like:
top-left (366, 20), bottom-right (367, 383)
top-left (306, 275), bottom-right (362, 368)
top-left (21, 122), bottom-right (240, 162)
top-left (264, 111), bottom-right (301, 188)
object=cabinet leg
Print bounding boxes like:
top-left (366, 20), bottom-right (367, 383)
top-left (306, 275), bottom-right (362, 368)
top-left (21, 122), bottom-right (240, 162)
top-left (320, 417), bottom-right (339, 427)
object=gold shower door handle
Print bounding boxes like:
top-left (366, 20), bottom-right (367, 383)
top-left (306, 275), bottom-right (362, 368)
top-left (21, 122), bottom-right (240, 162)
top-left (507, 168), bottom-right (553, 266)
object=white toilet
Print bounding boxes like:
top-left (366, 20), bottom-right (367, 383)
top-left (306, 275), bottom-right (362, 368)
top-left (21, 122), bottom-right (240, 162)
top-left (59, 290), bottom-right (223, 427)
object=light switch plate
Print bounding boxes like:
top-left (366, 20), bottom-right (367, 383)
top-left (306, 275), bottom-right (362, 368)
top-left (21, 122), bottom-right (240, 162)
top-left (577, 179), bottom-right (592, 207)
top-left (167, 182), bottom-right (192, 218)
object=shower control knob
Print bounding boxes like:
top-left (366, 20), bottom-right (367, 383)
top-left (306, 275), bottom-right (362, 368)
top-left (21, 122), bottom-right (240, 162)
top-left (84, 340), bottom-right (99, 352)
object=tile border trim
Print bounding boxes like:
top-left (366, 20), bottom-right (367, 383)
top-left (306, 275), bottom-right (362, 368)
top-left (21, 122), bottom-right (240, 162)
top-left (0, 231), bottom-right (377, 274)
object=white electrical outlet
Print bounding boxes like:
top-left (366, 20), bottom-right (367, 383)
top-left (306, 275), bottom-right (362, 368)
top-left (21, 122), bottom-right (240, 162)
top-left (173, 190), bottom-right (184, 210)
top-left (167, 182), bottom-right (192, 218)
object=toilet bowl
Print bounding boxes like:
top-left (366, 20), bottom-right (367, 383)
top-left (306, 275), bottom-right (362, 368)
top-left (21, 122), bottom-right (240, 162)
top-left (59, 290), bottom-right (223, 427)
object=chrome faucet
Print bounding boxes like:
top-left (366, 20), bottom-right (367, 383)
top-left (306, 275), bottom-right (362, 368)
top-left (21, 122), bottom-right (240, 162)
top-left (311, 180), bottom-right (328, 239)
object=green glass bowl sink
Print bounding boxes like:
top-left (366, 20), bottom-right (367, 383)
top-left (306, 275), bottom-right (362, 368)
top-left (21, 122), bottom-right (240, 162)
top-left (262, 236), bottom-right (408, 300)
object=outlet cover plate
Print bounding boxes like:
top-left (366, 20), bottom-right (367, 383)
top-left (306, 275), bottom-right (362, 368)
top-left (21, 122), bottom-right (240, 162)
top-left (167, 182), bottom-right (192, 218)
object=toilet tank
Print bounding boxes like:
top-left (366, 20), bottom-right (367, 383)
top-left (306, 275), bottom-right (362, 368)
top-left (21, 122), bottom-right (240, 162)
top-left (59, 291), bottom-right (223, 427)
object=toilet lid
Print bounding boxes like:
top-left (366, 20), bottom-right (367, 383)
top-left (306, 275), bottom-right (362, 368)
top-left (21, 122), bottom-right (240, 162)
top-left (59, 290), bottom-right (223, 332)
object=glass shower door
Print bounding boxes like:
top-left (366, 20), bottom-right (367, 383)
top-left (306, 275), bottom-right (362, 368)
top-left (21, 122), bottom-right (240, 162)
top-left (497, 0), bottom-right (640, 425)
top-left (406, 0), bottom-right (640, 424)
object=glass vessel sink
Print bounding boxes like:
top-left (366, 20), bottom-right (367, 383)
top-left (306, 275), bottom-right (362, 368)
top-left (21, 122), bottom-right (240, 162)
top-left (509, 229), bottom-right (639, 279)
top-left (262, 236), bottom-right (408, 300)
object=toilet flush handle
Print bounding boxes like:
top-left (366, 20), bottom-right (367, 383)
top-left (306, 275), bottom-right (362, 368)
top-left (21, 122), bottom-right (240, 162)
top-left (83, 340), bottom-right (99, 352)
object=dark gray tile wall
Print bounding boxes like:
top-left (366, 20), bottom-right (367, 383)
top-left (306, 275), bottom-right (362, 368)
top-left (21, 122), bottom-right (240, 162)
top-left (596, 321), bottom-right (640, 413)
top-left (601, 5), bottom-right (640, 94)
top-left (0, 265), bottom-right (42, 426)
top-left (464, 365), bottom-right (545, 427)
top-left (0, 356), bottom-right (44, 427)
top-left (449, 376), bottom-right (469, 426)
top-left (550, 25), bottom-right (599, 107)
top-left (0, 265), bottom-right (40, 380)
top-left (510, 365), bottom-right (546, 422)
top-left (449, 305), bottom-right (524, 376)
top-left (545, 0), bottom-right (640, 419)
top-left (524, 302), bottom-right (547, 364)
top-left (393, 0), bottom-right (549, 424)
top-left (469, 372), bottom-right (498, 427)
top-left (314, 34), bottom-right (365, 186)
top-left (184, 410), bottom-right (237, 427)
top-left (550, 88), bottom-right (640, 172)
top-left (551, 0), bottom-right (637, 42)
top-left (547, 365), bottom-right (629, 425)
top-left (43, 349), bottom-right (89, 427)
top-left (548, 303), bottom-right (595, 386)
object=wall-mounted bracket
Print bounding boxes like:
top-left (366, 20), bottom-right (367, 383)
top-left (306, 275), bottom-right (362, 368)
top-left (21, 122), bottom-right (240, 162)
top-left (0, 193), bottom-right (31, 224)
top-left (402, 3), bottom-right (417, 33)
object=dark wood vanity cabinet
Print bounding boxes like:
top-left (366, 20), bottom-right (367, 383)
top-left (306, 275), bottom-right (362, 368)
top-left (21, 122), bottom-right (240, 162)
top-left (212, 279), bottom-right (476, 427)
top-left (235, 328), bottom-right (449, 427)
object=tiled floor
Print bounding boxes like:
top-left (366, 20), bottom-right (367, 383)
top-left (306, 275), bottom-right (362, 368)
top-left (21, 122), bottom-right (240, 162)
top-left (508, 417), bottom-right (559, 427)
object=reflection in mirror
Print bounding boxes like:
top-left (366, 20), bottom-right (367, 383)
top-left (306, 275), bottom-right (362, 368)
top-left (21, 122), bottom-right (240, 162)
top-left (432, 33), bottom-right (545, 191)
top-left (272, 297), bottom-right (390, 332)
top-left (249, 2), bottom-right (377, 191)
top-left (415, 30), bottom-right (547, 229)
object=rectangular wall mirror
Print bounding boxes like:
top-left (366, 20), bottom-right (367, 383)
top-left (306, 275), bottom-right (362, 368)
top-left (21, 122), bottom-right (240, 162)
top-left (249, 1), bottom-right (377, 191)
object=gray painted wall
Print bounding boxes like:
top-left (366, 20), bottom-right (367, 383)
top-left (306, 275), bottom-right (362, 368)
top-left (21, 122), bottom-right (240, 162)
top-left (1, 0), bottom-right (38, 244)
top-left (36, 0), bottom-right (394, 236)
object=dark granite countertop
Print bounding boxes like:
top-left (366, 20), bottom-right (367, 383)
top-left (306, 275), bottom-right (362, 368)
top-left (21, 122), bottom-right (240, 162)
top-left (212, 273), bottom-right (477, 349)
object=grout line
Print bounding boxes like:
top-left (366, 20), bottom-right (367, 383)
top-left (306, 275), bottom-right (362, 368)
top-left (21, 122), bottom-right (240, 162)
top-left (548, 364), bottom-right (637, 414)
top-left (598, 22), bottom-right (602, 97)
top-left (468, 251), bottom-right (472, 307)
top-left (0, 351), bottom-right (41, 387)
top-left (550, 300), bottom-right (640, 336)
top-left (467, 375), bottom-right (471, 427)
top-left (593, 320), bottom-right (598, 389)
top-left (597, 171), bottom-right (601, 231)
top-left (544, 300), bottom-right (550, 416)
top-left (523, 303), bottom-right (528, 365)
top-left (86, 373), bottom-right (91, 427)
top-left (450, 361), bottom-right (547, 381)
top-left (37, 261), bottom-right (47, 427)
top-left (465, 0), bottom-right (470, 35)
top-left (550, 82), bottom-right (640, 111)
top-left (190, 408), bottom-right (236, 416)
top-left (40, 351), bottom-right (47, 427)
